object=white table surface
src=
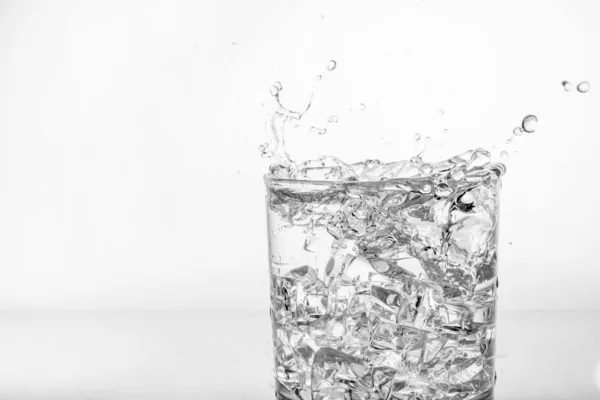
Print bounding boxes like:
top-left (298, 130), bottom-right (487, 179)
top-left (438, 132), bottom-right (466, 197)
top-left (0, 310), bottom-right (597, 399)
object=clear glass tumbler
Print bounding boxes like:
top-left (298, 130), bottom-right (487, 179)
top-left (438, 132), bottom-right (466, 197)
top-left (265, 164), bottom-right (502, 400)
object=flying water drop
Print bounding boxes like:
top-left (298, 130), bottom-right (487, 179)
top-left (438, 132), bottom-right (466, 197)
top-left (562, 81), bottom-right (572, 91)
top-left (327, 115), bottom-right (339, 123)
top-left (522, 115), bottom-right (538, 133)
top-left (513, 127), bottom-right (523, 136)
top-left (326, 60), bottom-right (337, 71)
top-left (414, 133), bottom-right (421, 141)
top-left (360, 103), bottom-right (366, 111)
top-left (310, 126), bottom-right (327, 135)
top-left (439, 109), bottom-right (445, 116)
top-left (315, 75), bottom-right (322, 82)
top-left (506, 139), bottom-right (512, 144)
top-left (577, 81), bottom-right (590, 93)
top-left (500, 151), bottom-right (509, 161)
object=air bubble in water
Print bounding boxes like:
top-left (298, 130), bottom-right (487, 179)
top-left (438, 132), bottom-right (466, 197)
top-left (500, 151), bottom-right (509, 161)
top-left (461, 192), bottom-right (475, 204)
top-left (562, 81), bottom-right (572, 91)
top-left (577, 81), bottom-right (590, 93)
top-left (522, 115), bottom-right (538, 133)
top-left (414, 133), bottom-right (421, 141)
top-left (439, 109), bottom-right (445, 116)
top-left (513, 127), bottom-right (523, 136)
top-left (360, 103), bottom-right (366, 111)
top-left (327, 115), bottom-right (339, 123)
top-left (326, 60), bottom-right (337, 71)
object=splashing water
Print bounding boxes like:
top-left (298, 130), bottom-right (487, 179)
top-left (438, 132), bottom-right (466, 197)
top-left (577, 81), bottom-right (590, 93)
top-left (263, 67), bottom-right (504, 182)
top-left (522, 115), bottom-right (538, 133)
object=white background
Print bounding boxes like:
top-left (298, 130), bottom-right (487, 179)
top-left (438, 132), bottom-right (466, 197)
top-left (0, 0), bottom-right (599, 312)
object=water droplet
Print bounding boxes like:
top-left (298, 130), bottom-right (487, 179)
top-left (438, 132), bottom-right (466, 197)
top-left (562, 81), bottom-right (571, 91)
top-left (258, 143), bottom-right (267, 152)
top-left (320, 13), bottom-right (325, 19)
top-left (414, 133), bottom-right (421, 141)
top-left (443, 129), bottom-right (448, 134)
top-left (236, 170), bottom-right (240, 175)
top-left (360, 103), bottom-right (366, 111)
top-left (259, 102), bottom-right (265, 107)
top-left (439, 109), bottom-right (445, 116)
top-left (315, 74), bottom-right (322, 82)
top-left (327, 115), bottom-right (339, 123)
top-left (326, 60), bottom-right (337, 71)
top-left (231, 40), bottom-right (237, 45)
top-left (513, 127), bottom-right (523, 136)
top-left (506, 138), bottom-right (512, 144)
top-left (522, 115), bottom-right (538, 133)
top-left (274, 81), bottom-right (283, 91)
top-left (310, 126), bottom-right (327, 135)
top-left (425, 136), bottom-right (431, 143)
top-left (500, 151), bottom-right (509, 161)
top-left (577, 81), bottom-right (590, 93)
top-left (269, 85), bottom-right (280, 96)
top-left (508, 242), bottom-right (513, 245)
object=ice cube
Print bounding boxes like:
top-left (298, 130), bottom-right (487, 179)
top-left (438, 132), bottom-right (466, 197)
top-left (288, 266), bottom-right (319, 287)
top-left (311, 347), bottom-right (396, 400)
top-left (275, 378), bottom-right (304, 400)
top-left (271, 276), bottom-right (298, 323)
top-left (311, 347), bottom-right (369, 398)
top-left (308, 316), bottom-right (346, 347)
top-left (296, 284), bottom-right (328, 323)
top-left (343, 310), bottom-right (371, 349)
top-left (340, 256), bottom-right (376, 284)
